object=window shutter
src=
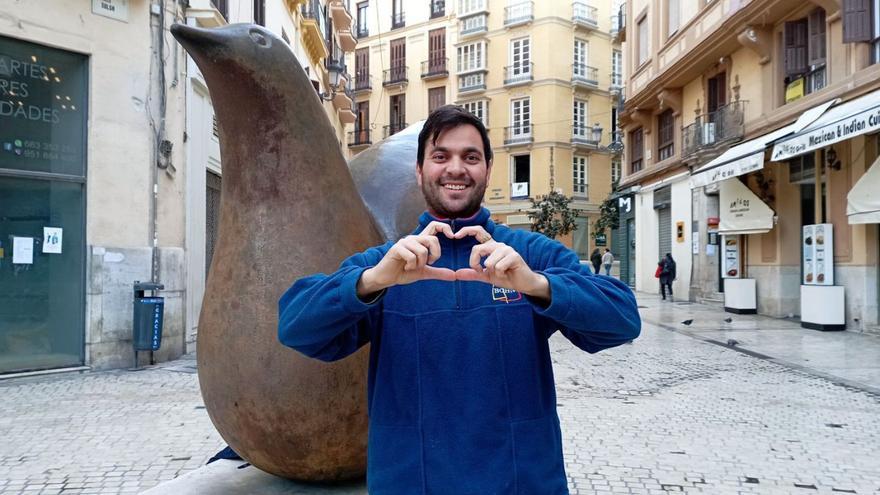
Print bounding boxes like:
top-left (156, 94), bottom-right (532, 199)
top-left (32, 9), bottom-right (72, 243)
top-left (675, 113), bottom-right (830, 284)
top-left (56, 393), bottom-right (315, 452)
top-left (843, 0), bottom-right (873, 43)
top-left (784, 19), bottom-right (808, 76)
top-left (808, 9), bottom-right (826, 66)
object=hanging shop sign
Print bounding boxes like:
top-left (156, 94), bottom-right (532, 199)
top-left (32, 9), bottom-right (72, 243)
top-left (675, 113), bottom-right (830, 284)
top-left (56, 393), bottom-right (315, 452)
top-left (721, 235), bottom-right (740, 279)
top-left (0, 36), bottom-right (88, 176)
top-left (802, 224), bottom-right (834, 286)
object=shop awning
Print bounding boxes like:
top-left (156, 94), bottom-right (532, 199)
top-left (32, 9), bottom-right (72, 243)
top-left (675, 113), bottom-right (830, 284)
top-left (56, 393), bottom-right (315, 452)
top-left (690, 99), bottom-right (837, 188)
top-left (771, 89), bottom-right (880, 161)
top-left (718, 178), bottom-right (775, 235)
top-left (848, 155), bottom-right (880, 224)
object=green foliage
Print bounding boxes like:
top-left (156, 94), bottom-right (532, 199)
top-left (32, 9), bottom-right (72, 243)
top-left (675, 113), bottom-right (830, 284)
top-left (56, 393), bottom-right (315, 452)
top-left (528, 190), bottom-right (579, 240)
top-left (592, 195), bottom-right (619, 240)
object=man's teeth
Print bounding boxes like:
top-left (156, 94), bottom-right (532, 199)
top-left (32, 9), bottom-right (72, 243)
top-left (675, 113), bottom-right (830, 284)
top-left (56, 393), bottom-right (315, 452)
top-left (443, 184), bottom-right (466, 190)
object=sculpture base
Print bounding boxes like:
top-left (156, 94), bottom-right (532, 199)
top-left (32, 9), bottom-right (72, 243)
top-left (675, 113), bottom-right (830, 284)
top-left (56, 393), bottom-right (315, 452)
top-left (141, 460), bottom-right (367, 495)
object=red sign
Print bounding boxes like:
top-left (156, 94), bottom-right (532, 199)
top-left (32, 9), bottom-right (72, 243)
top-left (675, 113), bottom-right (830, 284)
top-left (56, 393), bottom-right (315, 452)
top-left (707, 217), bottom-right (720, 225)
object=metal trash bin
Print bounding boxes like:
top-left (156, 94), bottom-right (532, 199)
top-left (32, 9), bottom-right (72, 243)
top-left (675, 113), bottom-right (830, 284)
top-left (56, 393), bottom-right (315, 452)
top-left (133, 281), bottom-right (165, 352)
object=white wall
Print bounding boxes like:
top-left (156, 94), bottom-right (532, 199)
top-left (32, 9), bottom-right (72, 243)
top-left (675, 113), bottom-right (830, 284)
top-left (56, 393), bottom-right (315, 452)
top-left (634, 176), bottom-right (692, 299)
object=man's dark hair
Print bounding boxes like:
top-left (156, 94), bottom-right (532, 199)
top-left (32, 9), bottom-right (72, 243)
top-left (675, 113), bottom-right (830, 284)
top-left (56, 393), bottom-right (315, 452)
top-left (417, 105), bottom-right (493, 167)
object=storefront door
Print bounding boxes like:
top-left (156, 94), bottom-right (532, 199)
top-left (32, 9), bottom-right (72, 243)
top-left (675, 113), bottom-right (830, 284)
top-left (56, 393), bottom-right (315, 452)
top-left (0, 36), bottom-right (88, 373)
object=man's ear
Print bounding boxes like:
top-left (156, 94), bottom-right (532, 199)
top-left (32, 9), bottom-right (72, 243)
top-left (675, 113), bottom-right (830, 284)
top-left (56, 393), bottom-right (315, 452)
top-left (486, 159), bottom-right (493, 180)
top-left (415, 162), bottom-right (423, 187)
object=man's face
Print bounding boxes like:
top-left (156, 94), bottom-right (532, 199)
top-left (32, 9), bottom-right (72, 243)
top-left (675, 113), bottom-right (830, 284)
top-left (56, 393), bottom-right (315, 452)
top-left (417, 124), bottom-right (492, 219)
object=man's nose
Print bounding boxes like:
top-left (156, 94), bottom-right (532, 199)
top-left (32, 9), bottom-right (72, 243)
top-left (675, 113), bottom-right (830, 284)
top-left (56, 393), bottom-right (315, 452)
top-left (446, 156), bottom-right (466, 174)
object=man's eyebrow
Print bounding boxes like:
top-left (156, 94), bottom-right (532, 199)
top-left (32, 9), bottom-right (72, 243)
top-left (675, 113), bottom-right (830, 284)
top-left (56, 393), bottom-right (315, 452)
top-left (430, 146), bottom-right (483, 155)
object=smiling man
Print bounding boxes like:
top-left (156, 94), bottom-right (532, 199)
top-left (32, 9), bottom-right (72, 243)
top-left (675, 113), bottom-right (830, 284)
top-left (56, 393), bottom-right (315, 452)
top-left (278, 105), bottom-right (641, 494)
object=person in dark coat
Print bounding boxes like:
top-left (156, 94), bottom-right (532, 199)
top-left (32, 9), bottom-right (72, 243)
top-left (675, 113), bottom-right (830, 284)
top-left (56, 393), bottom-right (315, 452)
top-left (590, 248), bottom-right (602, 274)
top-left (659, 253), bottom-right (676, 300)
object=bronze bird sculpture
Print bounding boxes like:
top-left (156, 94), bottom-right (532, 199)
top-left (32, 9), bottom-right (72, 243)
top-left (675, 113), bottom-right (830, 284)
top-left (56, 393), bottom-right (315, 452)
top-left (171, 23), bottom-right (424, 480)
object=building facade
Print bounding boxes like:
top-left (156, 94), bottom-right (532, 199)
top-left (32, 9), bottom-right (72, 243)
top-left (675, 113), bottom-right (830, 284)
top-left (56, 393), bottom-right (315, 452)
top-left (348, 0), bottom-right (625, 259)
top-left (620, 0), bottom-right (880, 332)
top-left (0, 0), bottom-right (356, 374)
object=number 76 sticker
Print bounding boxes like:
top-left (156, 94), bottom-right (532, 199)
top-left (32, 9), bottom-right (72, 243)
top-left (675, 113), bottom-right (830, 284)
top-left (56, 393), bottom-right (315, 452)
top-left (43, 227), bottom-right (63, 254)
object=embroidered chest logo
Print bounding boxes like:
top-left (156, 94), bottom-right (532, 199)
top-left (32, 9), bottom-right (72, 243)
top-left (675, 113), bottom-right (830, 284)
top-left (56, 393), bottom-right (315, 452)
top-left (491, 286), bottom-right (522, 303)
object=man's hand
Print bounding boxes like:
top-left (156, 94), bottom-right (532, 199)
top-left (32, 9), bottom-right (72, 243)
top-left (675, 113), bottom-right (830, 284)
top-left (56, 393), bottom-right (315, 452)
top-left (357, 222), bottom-right (457, 298)
top-left (454, 227), bottom-right (551, 302)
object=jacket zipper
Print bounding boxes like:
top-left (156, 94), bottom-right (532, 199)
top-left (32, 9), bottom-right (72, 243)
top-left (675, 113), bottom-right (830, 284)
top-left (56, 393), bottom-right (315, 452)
top-left (451, 219), bottom-right (461, 309)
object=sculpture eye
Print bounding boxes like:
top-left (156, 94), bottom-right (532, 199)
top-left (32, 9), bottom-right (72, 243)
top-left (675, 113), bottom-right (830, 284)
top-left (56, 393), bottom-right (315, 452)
top-left (249, 29), bottom-right (270, 47)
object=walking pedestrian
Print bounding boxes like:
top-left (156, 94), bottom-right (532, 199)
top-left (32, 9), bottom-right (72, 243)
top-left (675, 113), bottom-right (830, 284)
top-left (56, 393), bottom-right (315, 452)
top-left (590, 248), bottom-right (602, 274)
top-left (602, 248), bottom-right (614, 276)
top-left (659, 252), bottom-right (676, 300)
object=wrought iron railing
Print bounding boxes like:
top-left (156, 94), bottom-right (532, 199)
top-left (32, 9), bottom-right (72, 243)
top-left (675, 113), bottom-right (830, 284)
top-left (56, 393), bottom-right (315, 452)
top-left (354, 68), bottom-right (371, 91)
top-left (572, 1), bottom-right (598, 27)
top-left (504, 63), bottom-right (533, 85)
top-left (571, 125), bottom-right (600, 147)
top-left (348, 129), bottom-right (371, 147)
top-left (421, 58), bottom-right (449, 78)
top-left (572, 64), bottom-right (599, 86)
top-left (384, 122), bottom-right (408, 138)
top-left (504, 124), bottom-right (534, 145)
top-left (383, 65), bottom-right (408, 85)
top-left (682, 101), bottom-right (746, 158)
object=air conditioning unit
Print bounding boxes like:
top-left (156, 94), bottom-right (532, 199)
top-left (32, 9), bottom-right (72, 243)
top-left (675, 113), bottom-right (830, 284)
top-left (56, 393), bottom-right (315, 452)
top-left (702, 123), bottom-right (716, 145)
top-left (511, 182), bottom-right (529, 197)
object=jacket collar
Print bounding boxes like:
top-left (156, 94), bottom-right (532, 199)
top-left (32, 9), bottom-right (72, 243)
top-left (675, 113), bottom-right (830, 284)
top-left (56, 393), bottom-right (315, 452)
top-left (416, 207), bottom-right (495, 234)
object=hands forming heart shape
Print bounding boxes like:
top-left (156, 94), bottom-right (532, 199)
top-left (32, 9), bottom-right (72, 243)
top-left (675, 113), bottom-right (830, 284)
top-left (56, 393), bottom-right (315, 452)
top-left (357, 221), bottom-right (550, 301)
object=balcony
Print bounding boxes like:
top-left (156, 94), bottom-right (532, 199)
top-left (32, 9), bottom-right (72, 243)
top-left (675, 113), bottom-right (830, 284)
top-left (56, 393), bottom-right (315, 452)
top-left (511, 182), bottom-right (529, 199)
top-left (430, 0), bottom-right (445, 18)
top-left (458, 0), bottom-right (488, 17)
top-left (572, 64), bottom-right (598, 88)
top-left (300, 0), bottom-right (328, 64)
top-left (571, 125), bottom-right (601, 149)
top-left (572, 1), bottom-right (598, 29)
top-left (332, 85), bottom-right (353, 112)
top-left (421, 58), bottom-right (449, 79)
top-left (504, 63), bottom-right (533, 86)
top-left (459, 13), bottom-right (488, 37)
top-left (391, 11), bottom-right (405, 29)
top-left (458, 72), bottom-right (486, 93)
top-left (384, 122), bottom-right (408, 138)
top-left (610, 14), bottom-right (621, 38)
top-left (681, 101), bottom-right (746, 160)
top-left (348, 129), bottom-right (372, 147)
top-left (504, 1), bottom-right (533, 27)
top-left (614, 3), bottom-right (626, 42)
top-left (383, 65), bottom-right (408, 87)
top-left (609, 73), bottom-right (623, 94)
top-left (338, 101), bottom-right (356, 124)
top-left (504, 124), bottom-right (533, 146)
top-left (330, 1), bottom-right (353, 31)
top-left (354, 68), bottom-right (371, 93)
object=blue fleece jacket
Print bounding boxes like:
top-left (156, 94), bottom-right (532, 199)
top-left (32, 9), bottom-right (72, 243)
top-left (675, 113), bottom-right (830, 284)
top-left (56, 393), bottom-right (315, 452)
top-left (278, 208), bottom-right (641, 494)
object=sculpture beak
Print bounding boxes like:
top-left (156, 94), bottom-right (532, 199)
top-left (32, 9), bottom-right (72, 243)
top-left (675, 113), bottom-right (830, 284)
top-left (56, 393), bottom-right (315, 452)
top-left (170, 23), bottom-right (226, 59)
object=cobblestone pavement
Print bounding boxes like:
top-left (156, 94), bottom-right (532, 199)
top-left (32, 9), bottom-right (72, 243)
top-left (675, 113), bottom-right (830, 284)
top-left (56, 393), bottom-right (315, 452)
top-left (2, 303), bottom-right (880, 494)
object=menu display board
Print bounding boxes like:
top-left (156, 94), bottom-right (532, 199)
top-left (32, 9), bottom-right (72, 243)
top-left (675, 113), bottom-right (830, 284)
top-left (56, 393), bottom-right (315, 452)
top-left (803, 224), bottom-right (833, 285)
top-left (722, 235), bottom-right (740, 279)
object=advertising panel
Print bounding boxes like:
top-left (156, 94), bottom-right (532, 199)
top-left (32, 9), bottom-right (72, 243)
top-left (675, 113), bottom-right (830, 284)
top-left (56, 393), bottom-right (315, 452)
top-left (802, 224), bottom-right (834, 285)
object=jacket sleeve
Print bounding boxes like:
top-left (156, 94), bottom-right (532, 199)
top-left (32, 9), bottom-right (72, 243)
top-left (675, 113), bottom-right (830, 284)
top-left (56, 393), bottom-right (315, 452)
top-left (525, 235), bottom-right (641, 353)
top-left (277, 242), bottom-right (392, 362)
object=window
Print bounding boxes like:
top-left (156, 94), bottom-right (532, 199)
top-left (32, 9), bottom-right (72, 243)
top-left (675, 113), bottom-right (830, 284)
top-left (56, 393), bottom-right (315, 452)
top-left (254, 0), bottom-right (266, 26)
top-left (630, 128), bottom-right (644, 172)
top-left (428, 87), bottom-right (446, 112)
top-left (509, 37), bottom-right (531, 76)
top-left (392, 0), bottom-right (404, 28)
top-left (390, 37), bottom-right (406, 81)
top-left (573, 217), bottom-right (590, 260)
top-left (390, 94), bottom-right (406, 134)
top-left (431, 0), bottom-right (446, 17)
top-left (667, 0), bottom-right (680, 37)
top-left (355, 47), bottom-right (369, 89)
top-left (511, 97), bottom-right (531, 135)
top-left (657, 110), bottom-right (675, 161)
top-left (573, 155), bottom-right (588, 197)
top-left (612, 50), bottom-right (622, 86)
top-left (573, 39), bottom-right (588, 77)
top-left (354, 101), bottom-right (370, 144)
top-left (428, 28), bottom-right (446, 71)
top-left (462, 100), bottom-right (489, 126)
top-left (458, 42), bottom-right (486, 72)
top-left (357, 2), bottom-right (368, 37)
top-left (843, 0), bottom-right (880, 63)
top-left (512, 154), bottom-right (531, 198)
top-left (573, 99), bottom-right (588, 137)
top-left (637, 16), bottom-right (649, 65)
top-left (784, 9), bottom-right (826, 96)
top-left (788, 153), bottom-right (816, 183)
top-left (459, 0), bottom-right (486, 15)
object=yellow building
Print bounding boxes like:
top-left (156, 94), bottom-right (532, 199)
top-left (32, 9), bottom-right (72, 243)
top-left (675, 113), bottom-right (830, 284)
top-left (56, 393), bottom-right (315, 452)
top-left (348, 0), bottom-right (625, 259)
top-left (620, 0), bottom-right (880, 332)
